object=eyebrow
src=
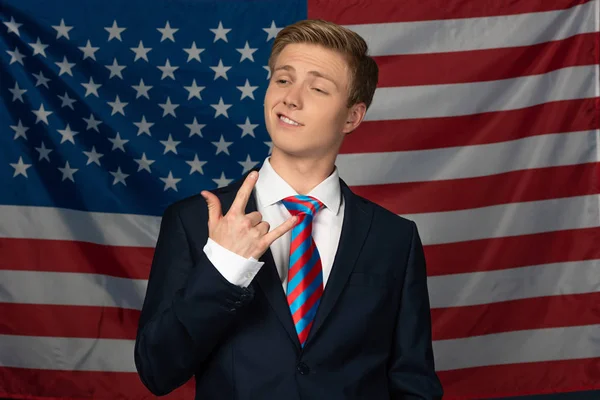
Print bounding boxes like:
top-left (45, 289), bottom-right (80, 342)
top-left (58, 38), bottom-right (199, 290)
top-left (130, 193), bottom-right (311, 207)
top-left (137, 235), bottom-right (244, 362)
top-left (274, 65), bottom-right (339, 89)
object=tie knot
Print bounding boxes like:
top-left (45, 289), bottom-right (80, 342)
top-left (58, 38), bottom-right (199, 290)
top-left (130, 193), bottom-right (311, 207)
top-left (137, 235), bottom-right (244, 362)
top-left (281, 195), bottom-right (324, 218)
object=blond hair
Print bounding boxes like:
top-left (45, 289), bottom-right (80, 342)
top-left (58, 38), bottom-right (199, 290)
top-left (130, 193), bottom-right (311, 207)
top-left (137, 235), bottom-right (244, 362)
top-left (268, 19), bottom-right (379, 109)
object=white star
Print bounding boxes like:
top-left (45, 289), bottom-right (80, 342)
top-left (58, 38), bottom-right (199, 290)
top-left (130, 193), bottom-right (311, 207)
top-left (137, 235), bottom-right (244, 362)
top-left (58, 92), bottom-right (77, 109)
top-left (109, 132), bottom-right (129, 152)
top-left (3, 17), bottom-right (22, 36)
top-left (29, 38), bottom-right (49, 57)
top-left (183, 41), bottom-right (204, 62)
top-left (134, 153), bottom-right (155, 173)
top-left (105, 20), bottom-right (126, 41)
top-left (210, 97), bottom-right (232, 118)
top-left (160, 171), bottom-right (182, 191)
top-left (236, 41), bottom-right (257, 62)
top-left (107, 95), bottom-right (128, 116)
top-left (186, 117), bottom-right (206, 137)
top-left (79, 40), bottom-right (99, 60)
top-left (35, 142), bottom-right (53, 162)
top-left (6, 47), bottom-right (25, 65)
top-left (212, 135), bottom-right (233, 155)
top-left (157, 21), bottom-right (178, 42)
top-left (32, 104), bottom-right (53, 125)
top-left (263, 65), bottom-right (272, 80)
top-left (264, 141), bottom-right (273, 154)
top-left (105, 58), bottom-right (126, 79)
top-left (9, 82), bottom-right (27, 103)
top-left (57, 124), bottom-right (79, 144)
top-left (52, 19), bottom-right (73, 40)
top-left (157, 58), bottom-right (178, 80)
top-left (81, 76), bottom-right (102, 97)
top-left (10, 157), bottom-right (32, 178)
top-left (134, 115), bottom-right (154, 136)
top-left (83, 113), bottom-right (102, 132)
top-left (186, 154), bottom-right (207, 175)
top-left (237, 79), bottom-right (258, 100)
top-left (210, 59), bottom-right (231, 80)
top-left (132, 78), bottom-right (152, 99)
top-left (55, 56), bottom-right (75, 76)
top-left (58, 161), bottom-right (78, 182)
top-left (210, 21), bottom-right (231, 43)
top-left (160, 134), bottom-right (181, 154)
top-left (238, 117), bottom-right (259, 138)
top-left (83, 146), bottom-right (103, 166)
top-left (32, 71), bottom-right (51, 88)
top-left (239, 155), bottom-right (259, 174)
top-left (263, 21), bottom-right (282, 41)
top-left (158, 97), bottom-right (179, 117)
top-left (110, 167), bottom-right (129, 186)
top-left (130, 41), bottom-right (152, 62)
top-left (10, 120), bottom-right (29, 140)
top-left (213, 172), bottom-right (233, 188)
top-left (184, 79), bottom-right (205, 100)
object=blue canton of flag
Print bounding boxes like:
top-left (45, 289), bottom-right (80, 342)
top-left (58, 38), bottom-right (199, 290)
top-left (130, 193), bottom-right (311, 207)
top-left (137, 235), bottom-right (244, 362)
top-left (1, 0), bottom-right (305, 217)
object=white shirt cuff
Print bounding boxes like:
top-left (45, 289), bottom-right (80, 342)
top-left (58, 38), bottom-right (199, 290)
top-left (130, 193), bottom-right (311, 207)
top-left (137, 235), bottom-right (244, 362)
top-left (203, 238), bottom-right (264, 287)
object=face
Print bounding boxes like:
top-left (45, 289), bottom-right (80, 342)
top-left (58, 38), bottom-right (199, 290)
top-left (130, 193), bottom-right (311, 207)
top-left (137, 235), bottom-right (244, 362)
top-left (264, 43), bottom-right (366, 161)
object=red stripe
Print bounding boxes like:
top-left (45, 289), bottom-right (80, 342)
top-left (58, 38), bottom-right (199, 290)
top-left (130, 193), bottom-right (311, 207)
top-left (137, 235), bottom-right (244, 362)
top-left (0, 367), bottom-right (194, 400)
top-left (375, 33), bottom-right (596, 87)
top-left (340, 98), bottom-right (599, 153)
top-left (0, 238), bottom-right (153, 279)
top-left (292, 285), bottom-right (323, 326)
top-left (308, 0), bottom-right (592, 24)
top-left (297, 320), bottom-right (313, 345)
top-left (437, 357), bottom-right (600, 400)
top-left (288, 242), bottom-right (316, 283)
top-left (289, 217), bottom-right (310, 257)
top-left (351, 163), bottom-right (600, 214)
top-left (284, 197), bottom-right (320, 215)
top-left (432, 292), bottom-right (600, 341)
top-left (287, 258), bottom-right (323, 312)
top-left (424, 227), bottom-right (600, 276)
top-left (0, 303), bottom-right (139, 339)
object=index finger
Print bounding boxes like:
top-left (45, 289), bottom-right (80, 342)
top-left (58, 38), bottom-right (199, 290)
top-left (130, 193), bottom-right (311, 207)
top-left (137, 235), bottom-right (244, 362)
top-left (230, 171), bottom-right (258, 214)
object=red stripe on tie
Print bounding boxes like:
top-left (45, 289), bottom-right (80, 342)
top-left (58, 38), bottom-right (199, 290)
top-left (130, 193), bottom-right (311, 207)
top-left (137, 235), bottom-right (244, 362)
top-left (297, 320), bottom-right (314, 345)
top-left (287, 256), bottom-right (322, 306)
top-left (285, 197), bottom-right (319, 214)
top-left (292, 279), bottom-right (323, 325)
top-left (288, 242), bottom-right (315, 283)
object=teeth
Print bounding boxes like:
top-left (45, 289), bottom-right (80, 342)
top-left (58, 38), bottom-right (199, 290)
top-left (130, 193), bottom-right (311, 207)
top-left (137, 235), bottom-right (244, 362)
top-left (279, 115), bottom-right (300, 126)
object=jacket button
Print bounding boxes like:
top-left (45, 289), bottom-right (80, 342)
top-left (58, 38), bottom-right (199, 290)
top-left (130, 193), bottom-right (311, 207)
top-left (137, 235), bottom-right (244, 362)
top-left (297, 362), bottom-right (310, 375)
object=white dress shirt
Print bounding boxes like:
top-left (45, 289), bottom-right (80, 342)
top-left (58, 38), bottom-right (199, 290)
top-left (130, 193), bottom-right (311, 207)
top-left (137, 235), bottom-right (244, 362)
top-left (203, 157), bottom-right (345, 294)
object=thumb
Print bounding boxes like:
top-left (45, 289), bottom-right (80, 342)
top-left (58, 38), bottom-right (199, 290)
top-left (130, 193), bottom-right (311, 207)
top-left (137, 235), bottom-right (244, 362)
top-left (201, 190), bottom-right (222, 227)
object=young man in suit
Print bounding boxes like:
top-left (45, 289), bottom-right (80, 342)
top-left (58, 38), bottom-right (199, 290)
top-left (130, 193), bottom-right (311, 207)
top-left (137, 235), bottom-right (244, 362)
top-left (135, 19), bottom-right (443, 400)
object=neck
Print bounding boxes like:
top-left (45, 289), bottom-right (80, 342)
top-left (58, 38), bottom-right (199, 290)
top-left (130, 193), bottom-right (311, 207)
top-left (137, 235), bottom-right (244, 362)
top-left (268, 149), bottom-right (337, 195)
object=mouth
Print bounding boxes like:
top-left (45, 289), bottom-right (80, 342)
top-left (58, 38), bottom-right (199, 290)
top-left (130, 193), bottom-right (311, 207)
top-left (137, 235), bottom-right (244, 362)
top-left (276, 113), bottom-right (303, 127)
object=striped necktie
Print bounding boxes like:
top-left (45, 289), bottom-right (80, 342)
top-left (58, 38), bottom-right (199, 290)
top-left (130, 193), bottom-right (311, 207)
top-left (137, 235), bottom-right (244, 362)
top-left (281, 195), bottom-right (325, 347)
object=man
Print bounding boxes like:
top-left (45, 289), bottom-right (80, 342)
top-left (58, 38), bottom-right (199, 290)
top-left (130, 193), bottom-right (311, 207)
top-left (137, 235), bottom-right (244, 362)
top-left (134, 19), bottom-right (443, 399)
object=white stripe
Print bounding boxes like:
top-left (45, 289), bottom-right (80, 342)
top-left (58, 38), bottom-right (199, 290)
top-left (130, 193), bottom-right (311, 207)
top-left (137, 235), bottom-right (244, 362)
top-left (0, 334), bottom-right (136, 372)
top-left (337, 130), bottom-right (596, 185)
top-left (0, 270), bottom-right (147, 310)
top-left (365, 66), bottom-right (595, 121)
top-left (408, 195), bottom-right (599, 245)
top-left (0, 205), bottom-right (160, 247)
top-left (433, 324), bottom-right (600, 371)
top-left (347, 1), bottom-right (596, 56)
top-left (428, 259), bottom-right (600, 308)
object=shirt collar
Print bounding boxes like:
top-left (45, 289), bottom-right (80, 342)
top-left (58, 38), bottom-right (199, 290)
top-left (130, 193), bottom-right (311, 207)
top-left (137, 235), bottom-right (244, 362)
top-left (255, 157), bottom-right (342, 215)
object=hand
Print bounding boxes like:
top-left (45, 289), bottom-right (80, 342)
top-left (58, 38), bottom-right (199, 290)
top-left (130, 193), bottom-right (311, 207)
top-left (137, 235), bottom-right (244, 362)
top-left (201, 171), bottom-right (298, 260)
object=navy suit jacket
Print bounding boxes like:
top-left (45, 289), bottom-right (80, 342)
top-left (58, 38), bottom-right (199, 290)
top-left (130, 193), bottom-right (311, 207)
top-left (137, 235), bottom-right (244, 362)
top-left (134, 168), bottom-right (443, 399)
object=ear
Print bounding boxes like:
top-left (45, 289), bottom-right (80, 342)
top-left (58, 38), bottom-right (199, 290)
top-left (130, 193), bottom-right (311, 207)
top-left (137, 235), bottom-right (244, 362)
top-left (342, 102), bottom-right (367, 134)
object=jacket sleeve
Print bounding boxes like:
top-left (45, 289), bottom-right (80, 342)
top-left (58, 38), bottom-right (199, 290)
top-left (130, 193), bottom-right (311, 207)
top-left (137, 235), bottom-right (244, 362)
top-left (134, 202), bottom-right (255, 396)
top-left (388, 221), bottom-right (444, 400)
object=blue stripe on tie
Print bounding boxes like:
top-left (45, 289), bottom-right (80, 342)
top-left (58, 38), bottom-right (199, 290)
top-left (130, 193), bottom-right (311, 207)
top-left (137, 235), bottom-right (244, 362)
top-left (289, 232), bottom-right (311, 267)
top-left (287, 246), bottom-right (320, 295)
top-left (283, 201), bottom-right (314, 215)
top-left (289, 271), bottom-right (323, 314)
top-left (295, 297), bottom-right (321, 335)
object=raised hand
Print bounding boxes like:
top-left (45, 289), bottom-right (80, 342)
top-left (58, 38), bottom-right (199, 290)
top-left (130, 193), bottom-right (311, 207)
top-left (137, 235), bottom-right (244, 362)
top-left (201, 171), bottom-right (297, 260)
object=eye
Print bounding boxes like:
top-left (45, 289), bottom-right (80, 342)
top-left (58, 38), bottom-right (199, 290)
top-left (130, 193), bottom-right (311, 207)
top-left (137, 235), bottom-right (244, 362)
top-left (313, 88), bottom-right (328, 94)
top-left (276, 79), bottom-right (289, 85)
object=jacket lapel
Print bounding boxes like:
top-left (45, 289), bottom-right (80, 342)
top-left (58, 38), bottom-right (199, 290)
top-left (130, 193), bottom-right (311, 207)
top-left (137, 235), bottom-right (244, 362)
top-left (304, 179), bottom-right (373, 347)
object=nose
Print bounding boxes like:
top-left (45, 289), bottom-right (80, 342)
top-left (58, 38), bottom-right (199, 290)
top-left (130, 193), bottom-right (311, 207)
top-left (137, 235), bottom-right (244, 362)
top-left (282, 85), bottom-right (302, 109)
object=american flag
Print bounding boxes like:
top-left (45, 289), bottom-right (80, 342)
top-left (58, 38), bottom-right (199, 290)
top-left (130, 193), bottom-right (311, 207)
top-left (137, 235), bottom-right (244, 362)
top-left (1, 0), bottom-right (599, 399)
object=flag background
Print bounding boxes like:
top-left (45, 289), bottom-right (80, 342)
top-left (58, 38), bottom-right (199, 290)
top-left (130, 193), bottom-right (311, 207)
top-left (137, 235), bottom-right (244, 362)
top-left (1, 0), bottom-right (599, 399)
